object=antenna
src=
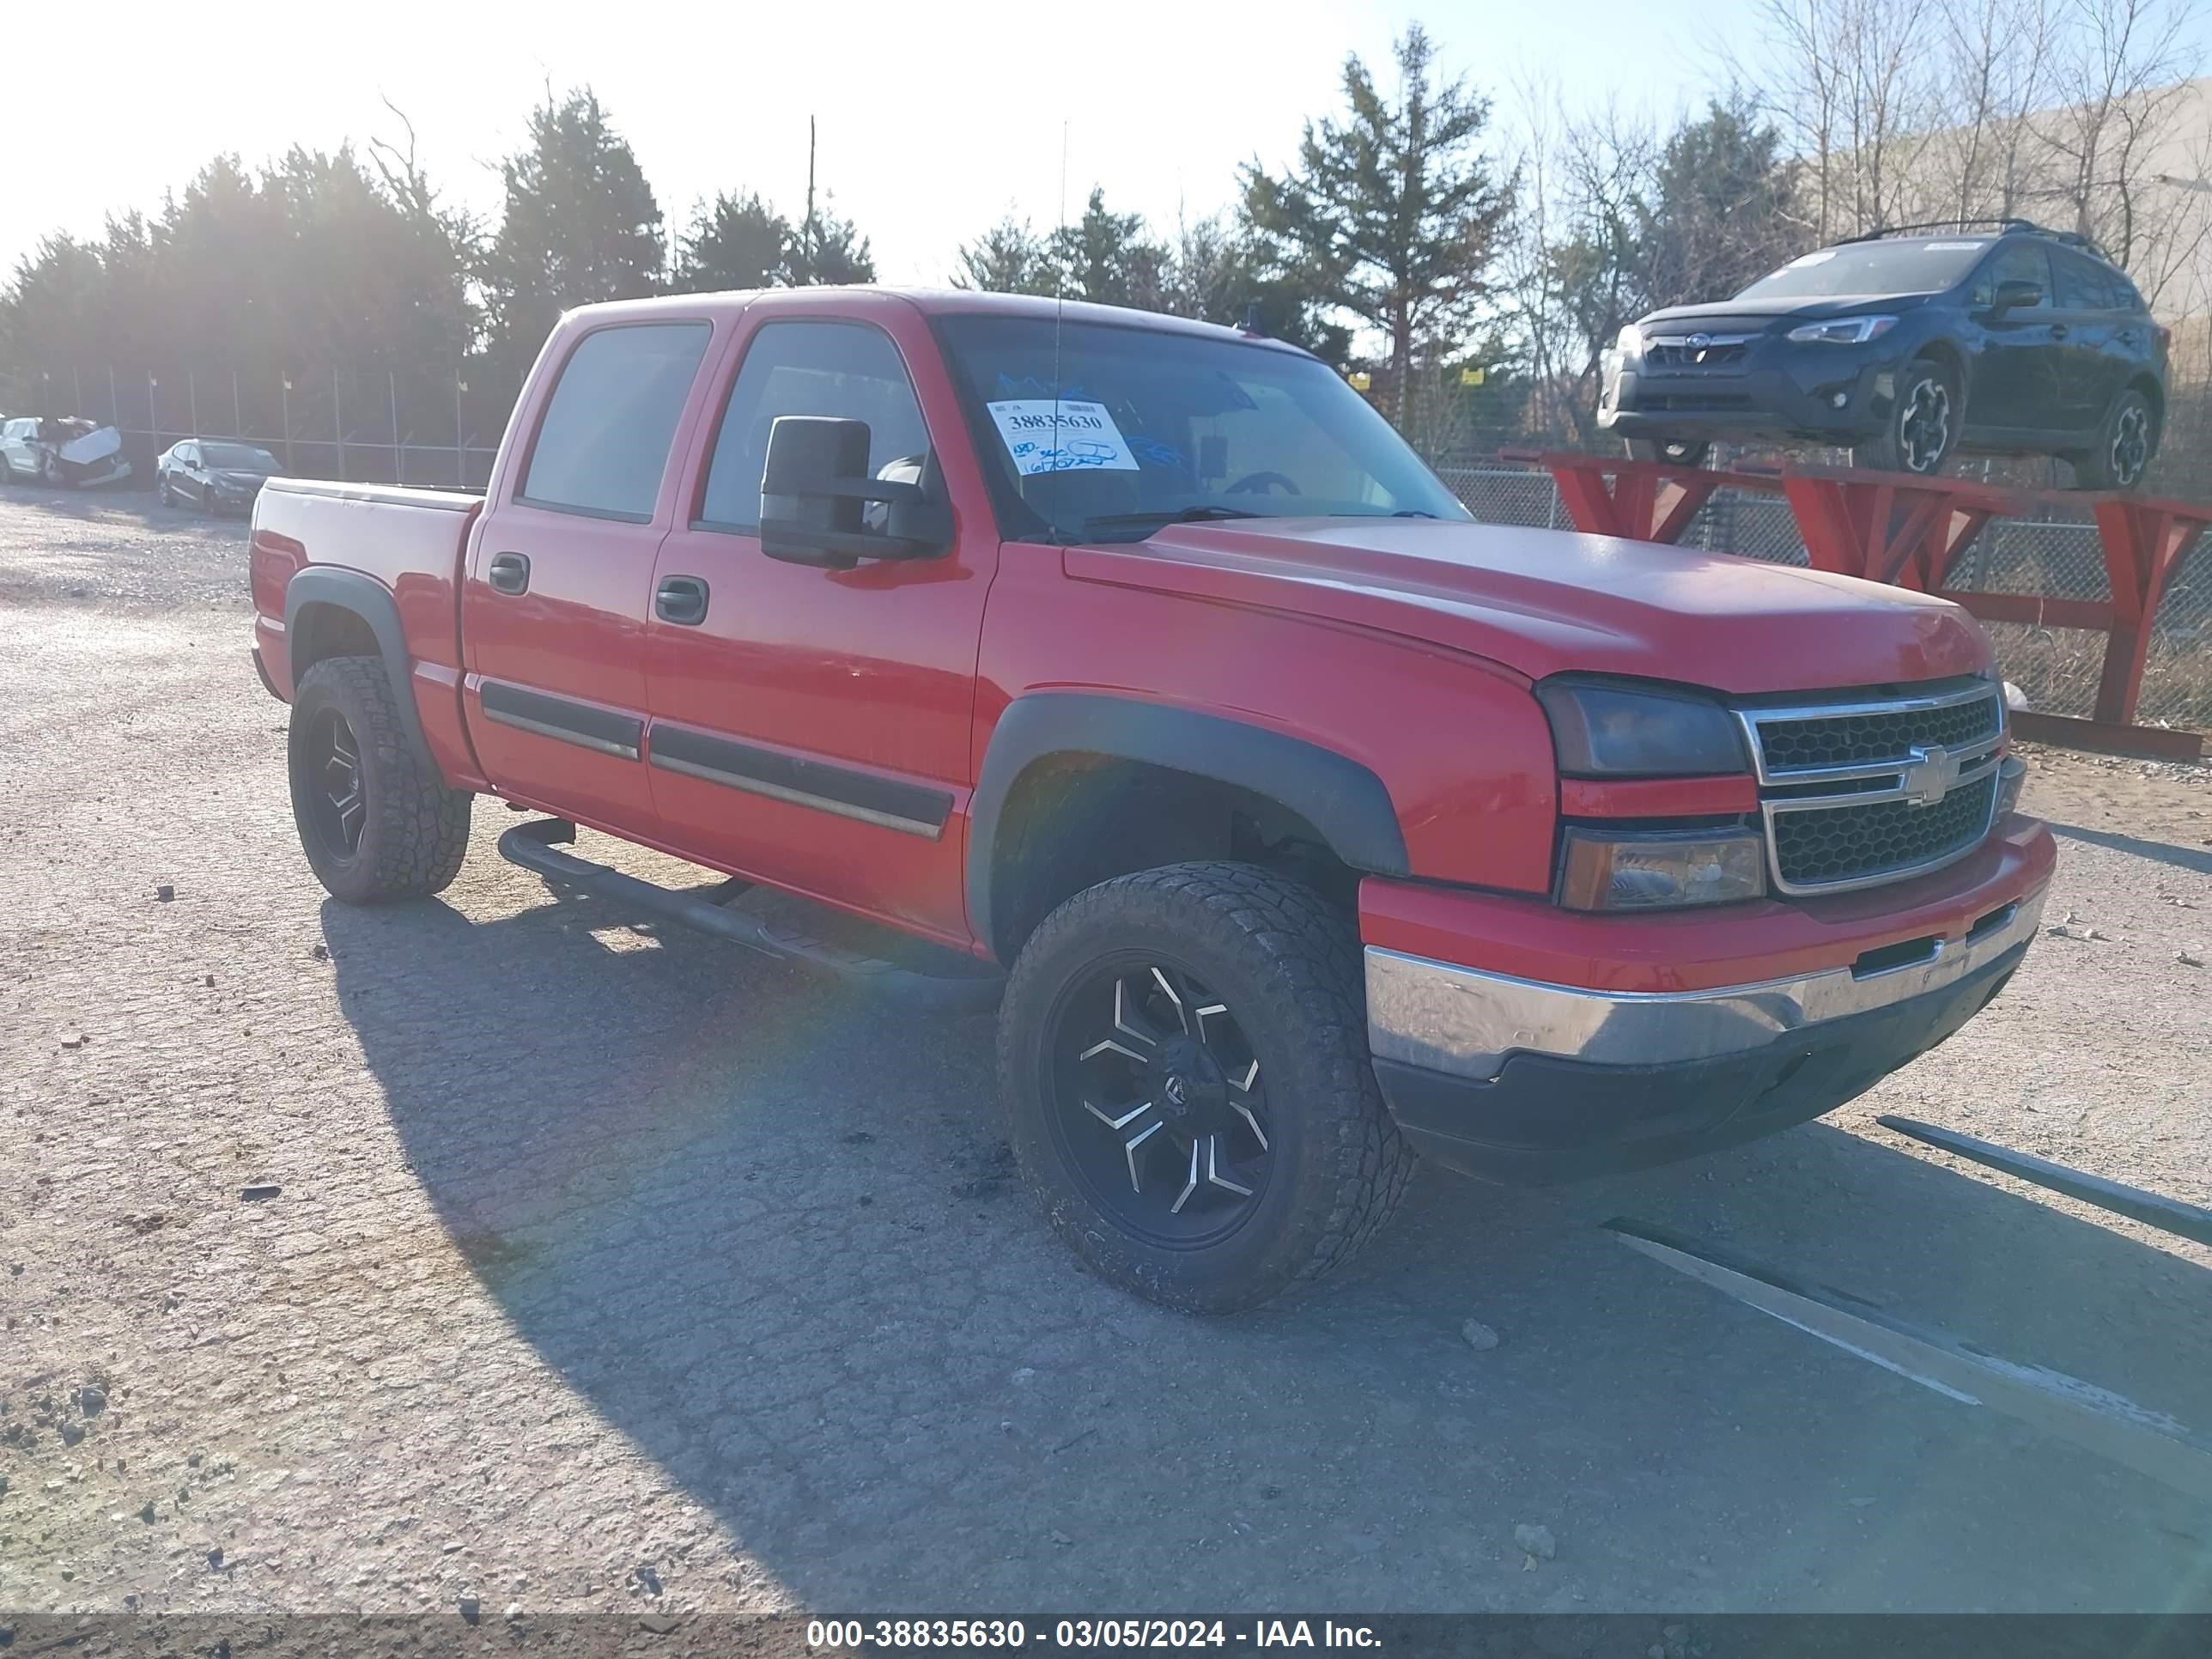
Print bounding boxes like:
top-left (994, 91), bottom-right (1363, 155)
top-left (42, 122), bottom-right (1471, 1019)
top-left (1049, 119), bottom-right (1068, 538)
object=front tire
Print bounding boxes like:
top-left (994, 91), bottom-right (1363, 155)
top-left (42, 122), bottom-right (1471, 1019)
top-left (288, 655), bottom-right (471, 903)
top-left (1855, 357), bottom-right (1958, 477)
top-left (2070, 388), bottom-right (2158, 491)
top-left (999, 862), bottom-right (1415, 1313)
top-left (1626, 437), bottom-right (1711, 468)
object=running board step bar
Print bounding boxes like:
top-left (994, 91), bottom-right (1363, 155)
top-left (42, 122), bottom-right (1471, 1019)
top-left (496, 817), bottom-right (1003, 1012)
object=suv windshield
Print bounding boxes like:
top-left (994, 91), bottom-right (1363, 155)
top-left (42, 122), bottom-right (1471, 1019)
top-left (935, 314), bottom-right (1469, 543)
top-left (1737, 239), bottom-right (1992, 301)
top-left (201, 443), bottom-right (277, 471)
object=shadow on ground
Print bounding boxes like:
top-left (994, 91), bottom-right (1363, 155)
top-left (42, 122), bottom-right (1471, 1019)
top-left (322, 868), bottom-right (2212, 1613)
top-left (2048, 820), bottom-right (2212, 877)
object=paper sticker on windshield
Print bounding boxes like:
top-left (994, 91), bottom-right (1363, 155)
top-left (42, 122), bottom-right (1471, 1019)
top-left (1922, 240), bottom-right (1987, 251)
top-left (988, 399), bottom-right (1141, 476)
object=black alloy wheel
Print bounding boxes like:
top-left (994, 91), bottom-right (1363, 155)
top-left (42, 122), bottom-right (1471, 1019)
top-left (1045, 957), bottom-right (1273, 1248)
top-left (302, 705), bottom-right (368, 861)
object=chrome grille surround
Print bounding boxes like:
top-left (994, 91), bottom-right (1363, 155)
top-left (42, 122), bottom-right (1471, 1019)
top-left (1736, 681), bottom-right (2008, 897)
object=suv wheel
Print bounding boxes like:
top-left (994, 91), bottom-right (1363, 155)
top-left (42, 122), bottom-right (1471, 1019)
top-left (1856, 358), bottom-right (1957, 477)
top-left (1626, 437), bottom-right (1711, 469)
top-left (288, 655), bottom-right (471, 903)
top-left (999, 861), bottom-right (1415, 1313)
top-left (2071, 389), bottom-right (2158, 492)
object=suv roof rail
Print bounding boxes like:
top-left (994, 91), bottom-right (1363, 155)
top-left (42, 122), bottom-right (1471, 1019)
top-left (1838, 217), bottom-right (2117, 264)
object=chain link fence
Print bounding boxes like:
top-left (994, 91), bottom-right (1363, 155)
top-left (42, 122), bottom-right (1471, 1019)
top-left (1437, 464), bottom-right (2212, 734)
top-left (8, 362), bottom-right (526, 492)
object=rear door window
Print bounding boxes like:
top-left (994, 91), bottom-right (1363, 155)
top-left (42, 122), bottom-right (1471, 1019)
top-left (2051, 251), bottom-right (2118, 311)
top-left (519, 322), bottom-right (713, 521)
top-left (696, 321), bottom-right (931, 532)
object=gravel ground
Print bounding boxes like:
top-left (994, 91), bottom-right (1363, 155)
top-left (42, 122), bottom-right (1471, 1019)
top-left (5, 487), bottom-right (2212, 1619)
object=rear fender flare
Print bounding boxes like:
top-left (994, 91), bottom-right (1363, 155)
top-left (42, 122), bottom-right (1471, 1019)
top-left (283, 567), bottom-right (434, 771)
top-left (968, 692), bottom-right (1409, 952)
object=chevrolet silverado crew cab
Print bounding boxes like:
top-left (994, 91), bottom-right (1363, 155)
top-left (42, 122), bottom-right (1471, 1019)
top-left (1599, 220), bottom-right (2168, 488)
top-left (249, 287), bottom-right (2054, 1311)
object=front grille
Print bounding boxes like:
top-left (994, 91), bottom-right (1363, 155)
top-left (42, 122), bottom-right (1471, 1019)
top-left (1772, 774), bottom-right (1998, 889)
top-left (1756, 695), bottom-right (2002, 775)
top-left (1742, 683), bottom-right (2007, 896)
top-left (1645, 341), bottom-right (1750, 371)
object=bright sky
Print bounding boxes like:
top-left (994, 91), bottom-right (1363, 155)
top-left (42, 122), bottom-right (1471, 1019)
top-left (8, 0), bottom-right (1746, 285)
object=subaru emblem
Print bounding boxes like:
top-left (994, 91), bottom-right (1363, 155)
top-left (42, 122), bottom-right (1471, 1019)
top-left (1686, 332), bottom-right (1712, 351)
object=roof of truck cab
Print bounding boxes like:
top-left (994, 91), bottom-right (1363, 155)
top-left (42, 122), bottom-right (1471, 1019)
top-left (556, 285), bottom-right (1315, 353)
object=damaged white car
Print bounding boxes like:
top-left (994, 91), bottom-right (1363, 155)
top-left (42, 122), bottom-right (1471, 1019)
top-left (0, 416), bottom-right (133, 489)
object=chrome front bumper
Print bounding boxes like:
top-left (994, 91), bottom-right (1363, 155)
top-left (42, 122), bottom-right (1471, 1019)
top-left (1366, 888), bottom-right (2046, 1083)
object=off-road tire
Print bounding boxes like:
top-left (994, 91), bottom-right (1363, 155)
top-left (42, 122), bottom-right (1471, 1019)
top-left (2069, 387), bottom-right (2158, 492)
top-left (288, 654), bottom-right (471, 903)
top-left (999, 861), bottom-right (1416, 1313)
top-left (1855, 357), bottom-right (1958, 477)
top-left (1626, 437), bottom-right (1711, 469)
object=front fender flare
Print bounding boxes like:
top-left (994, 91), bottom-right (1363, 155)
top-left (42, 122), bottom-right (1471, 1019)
top-left (283, 567), bottom-right (435, 771)
top-left (968, 692), bottom-right (1410, 951)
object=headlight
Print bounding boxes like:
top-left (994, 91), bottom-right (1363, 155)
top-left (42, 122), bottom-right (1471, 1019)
top-left (1615, 324), bottom-right (1644, 357)
top-left (1785, 315), bottom-right (1899, 344)
top-left (1535, 678), bottom-right (1748, 777)
top-left (1559, 828), bottom-right (1766, 910)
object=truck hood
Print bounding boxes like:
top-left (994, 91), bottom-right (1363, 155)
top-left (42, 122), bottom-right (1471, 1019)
top-left (1063, 518), bottom-right (1989, 693)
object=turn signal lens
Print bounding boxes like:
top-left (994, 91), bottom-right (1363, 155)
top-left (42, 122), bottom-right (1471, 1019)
top-left (1994, 753), bottom-right (2027, 821)
top-left (1559, 828), bottom-right (1767, 911)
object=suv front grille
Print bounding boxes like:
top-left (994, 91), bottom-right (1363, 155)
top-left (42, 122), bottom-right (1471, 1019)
top-left (1739, 682), bottom-right (2007, 896)
top-left (1644, 337), bottom-right (1753, 372)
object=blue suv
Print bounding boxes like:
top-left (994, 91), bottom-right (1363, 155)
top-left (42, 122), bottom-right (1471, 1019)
top-left (1598, 221), bottom-right (2169, 489)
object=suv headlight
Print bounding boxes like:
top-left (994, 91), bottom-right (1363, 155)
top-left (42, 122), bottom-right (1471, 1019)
top-left (1785, 315), bottom-right (1898, 345)
top-left (1615, 324), bottom-right (1644, 358)
top-left (1535, 678), bottom-right (1748, 777)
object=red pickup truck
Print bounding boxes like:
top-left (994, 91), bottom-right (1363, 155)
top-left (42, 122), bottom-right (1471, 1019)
top-left (249, 287), bottom-right (2054, 1310)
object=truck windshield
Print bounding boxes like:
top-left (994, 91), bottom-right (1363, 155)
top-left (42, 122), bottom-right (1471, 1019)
top-left (934, 314), bottom-right (1469, 543)
top-left (1736, 239), bottom-right (1990, 301)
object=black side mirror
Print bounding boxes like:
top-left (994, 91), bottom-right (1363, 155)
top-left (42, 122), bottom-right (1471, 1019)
top-left (1990, 278), bottom-right (2043, 316)
top-left (759, 415), bottom-right (952, 569)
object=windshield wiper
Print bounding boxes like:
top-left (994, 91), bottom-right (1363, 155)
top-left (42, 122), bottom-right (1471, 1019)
top-left (1079, 504), bottom-right (1266, 532)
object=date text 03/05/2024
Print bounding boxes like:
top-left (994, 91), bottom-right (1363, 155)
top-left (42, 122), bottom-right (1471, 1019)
top-left (805, 1620), bottom-right (1384, 1649)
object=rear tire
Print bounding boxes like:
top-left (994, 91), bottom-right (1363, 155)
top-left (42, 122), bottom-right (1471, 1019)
top-left (1855, 357), bottom-right (1958, 477)
top-left (288, 655), bottom-right (471, 904)
top-left (999, 861), bottom-right (1415, 1313)
top-left (2069, 388), bottom-right (2158, 492)
top-left (1626, 437), bottom-right (1711, 468)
